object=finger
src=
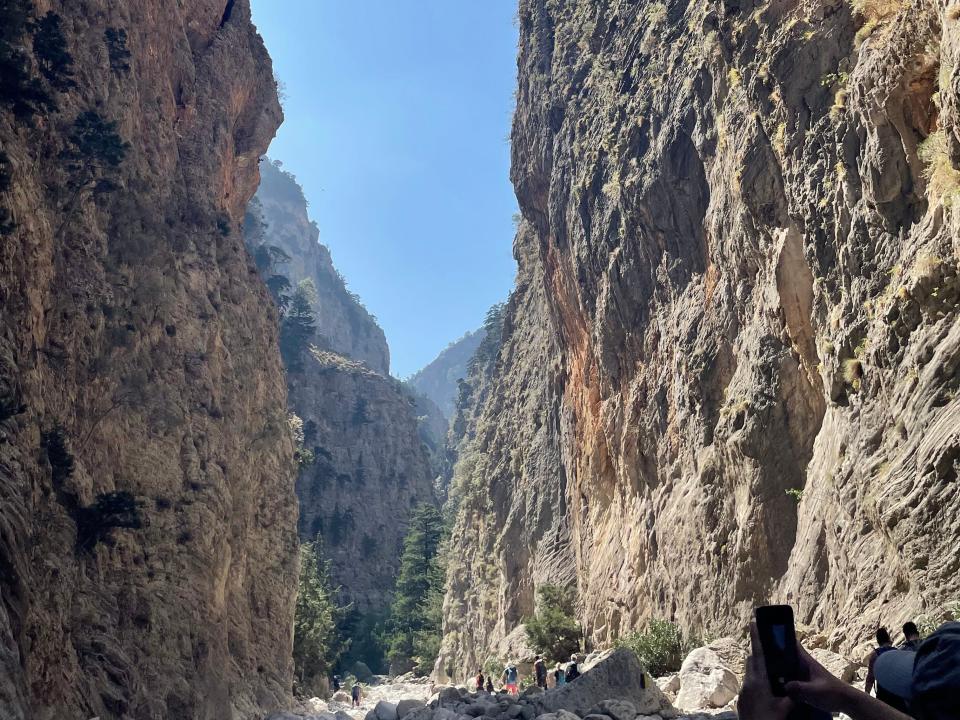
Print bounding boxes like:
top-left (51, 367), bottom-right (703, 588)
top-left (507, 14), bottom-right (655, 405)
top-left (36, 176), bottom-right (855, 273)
top-left (748, 622), bottom-right (767, 678)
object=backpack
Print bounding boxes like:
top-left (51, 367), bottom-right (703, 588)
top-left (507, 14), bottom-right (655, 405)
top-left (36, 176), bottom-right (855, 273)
top-left (507, 666), bottom-right (518, 683)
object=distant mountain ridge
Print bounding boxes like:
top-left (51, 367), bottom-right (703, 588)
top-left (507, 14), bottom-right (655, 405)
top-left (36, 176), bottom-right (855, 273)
top-left (408, 329), bottom-right (485, 419)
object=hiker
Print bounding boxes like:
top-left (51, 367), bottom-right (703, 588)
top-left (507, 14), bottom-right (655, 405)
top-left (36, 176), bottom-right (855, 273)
top-left (502, 662), bottom-right (519, 695)
top-left (485, 675), bottom-right (494, 693)
top-left (535, 655), bottom-right (548, 689)
top-left (566, 654), bottom-right (581, 682)
top-left (739, 620), bottom-right (960, 720)
top-left (902, 621), bottom-right (922, 651)
top-left (351, 680), bottom-right (362, 708)
top-left (332, 675), bottom-right (341, 692)
top-left (553, 662), bottom-right (566, 687)
top-left (476, 669), bottom-right (485, 692)
top-left (866, 628), bottom-right (909, 711)
top-left (874, 622), bottom-right (960, 719)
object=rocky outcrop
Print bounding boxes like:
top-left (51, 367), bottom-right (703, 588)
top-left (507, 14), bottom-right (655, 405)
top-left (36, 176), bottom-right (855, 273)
top-left (408, 329), bottom-right (485, 420)
top-left (0, 1), bottom-right (296, 719)
top-left (440, 0), bottom-right (960, 680)
top-left (254, 159), bottom-right (390, 374)
top-left (246, 155), bottom-right (436, 625)
top-left (290, 350), bottom-right (435, 613)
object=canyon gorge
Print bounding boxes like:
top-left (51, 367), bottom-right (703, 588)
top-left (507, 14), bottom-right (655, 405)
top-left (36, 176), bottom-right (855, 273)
top-left (1, 0), bottom-right (958, 718)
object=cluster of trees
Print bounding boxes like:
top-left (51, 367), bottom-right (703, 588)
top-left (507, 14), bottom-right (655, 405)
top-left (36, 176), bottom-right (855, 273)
top-left (293, 539), bottom-right (349, 689)
top-left (524, 584), bottom-right (583, 663)
top-left (243, 199), bottom-right (318, 370)
top-left (383, 504), bottom-right (446, 675)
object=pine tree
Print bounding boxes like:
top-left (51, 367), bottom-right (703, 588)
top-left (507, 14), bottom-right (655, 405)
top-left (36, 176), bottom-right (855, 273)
top-left (385, 504), bottom-right (445, 674)
top-left (280, 279), bottom-right (317, 370)
top-left (293, 540), bottom-right (348, 685)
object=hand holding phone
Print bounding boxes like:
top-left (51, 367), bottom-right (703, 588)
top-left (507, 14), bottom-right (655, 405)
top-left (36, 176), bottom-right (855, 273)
top-left (755, 604), bottom-right (802, 695)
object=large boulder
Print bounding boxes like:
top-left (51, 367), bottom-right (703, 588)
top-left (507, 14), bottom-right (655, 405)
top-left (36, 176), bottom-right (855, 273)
top-left (374, 701), bottom-right (399, 720)
top-left (397, 699), bottom-right (428, 718)
top-left (700, 637), bottom-right (748, 680)
top-left (655, 674), bottom-right (680, 697)
top-left (591, 699), bottom-right (636, 720)
top-left (353, 661), bottom-right (375, 683)
top-left (332, 691), bottom-right (352, 704)
top-left (674, 647), bottom-right (739, 710)
top-left (809, 648), bottom-right (858, 684)
top-left (534, 648), bottom-right (673, 718)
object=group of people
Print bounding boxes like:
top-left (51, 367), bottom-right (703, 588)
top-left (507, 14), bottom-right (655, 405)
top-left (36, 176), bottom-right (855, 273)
top-left (740, 619), bottom-right (960, 720)
top-left (475, 654), bottom-right (582, 695)
top-left (865, 622), bottom-right (925, 712)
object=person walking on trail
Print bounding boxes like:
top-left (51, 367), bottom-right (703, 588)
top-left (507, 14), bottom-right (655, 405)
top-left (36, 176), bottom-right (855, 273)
top-left (901, 621), bottom-right (921, 651)
top-left (865, 628), bottom-right (909, 712)
top-left (553, 662), bottom-right (566, 687)
top-left (502, 662), bottom-right (519, 695)
top-left (566, 654), bottom-right (581, 682)
top-left (485, 676), bottom-right (494, 693)
top-left (351, 681), bottom-right (362, 708)
top-left (535, 655), bottom-right (548, 690)
top-left (476, 670), bottom-right (485, 693)
top-left (332, 675), bottom-right (341, 692)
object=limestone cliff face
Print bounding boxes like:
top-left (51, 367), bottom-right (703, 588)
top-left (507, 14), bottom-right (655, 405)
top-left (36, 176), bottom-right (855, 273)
top-left (255, 159), bottom-right (390, 375)
top-left (248, 163), bottom-right (437, 622)
top-left (0, 2), bottom-right (297, 719)
top-left (439, 0), bottom-right (960, 678)
top-left (409, 329), bottom-right (486, 420)
top-left (290, 351), bottom-right (436, 614)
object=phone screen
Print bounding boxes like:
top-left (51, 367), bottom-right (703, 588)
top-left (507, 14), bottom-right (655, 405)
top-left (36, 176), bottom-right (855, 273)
top-left (755, 605), bottom-right (801, 696)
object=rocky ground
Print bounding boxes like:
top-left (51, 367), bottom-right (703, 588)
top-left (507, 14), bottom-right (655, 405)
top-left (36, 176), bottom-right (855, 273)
top-left (269, 628), bottom-right (870, 720)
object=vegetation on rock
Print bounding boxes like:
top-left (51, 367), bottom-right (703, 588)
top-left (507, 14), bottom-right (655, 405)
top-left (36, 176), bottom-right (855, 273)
top-left (385, 503), bottom-right (445, 675)
top-left (614, 620), bottom-right (699, 677)
top-left (524, 584), bottom-right (583, 662)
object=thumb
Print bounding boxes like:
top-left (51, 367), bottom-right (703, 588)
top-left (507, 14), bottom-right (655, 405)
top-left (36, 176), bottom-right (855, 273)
top-left (784, 679), bottom-right (815, 701)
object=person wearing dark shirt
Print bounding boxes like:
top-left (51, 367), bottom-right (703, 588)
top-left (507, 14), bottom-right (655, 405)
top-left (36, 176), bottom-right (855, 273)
top-left (902, 621), bottom-right (922, 651)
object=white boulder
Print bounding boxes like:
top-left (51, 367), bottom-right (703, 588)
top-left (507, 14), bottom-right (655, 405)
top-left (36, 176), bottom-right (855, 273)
top-left (674, 647), bottom-right (739, 710)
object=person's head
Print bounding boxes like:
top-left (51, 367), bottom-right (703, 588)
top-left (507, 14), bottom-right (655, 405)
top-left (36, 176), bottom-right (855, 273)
top-left (877, 626), bottom-right (892, 645)
top-left (874, 622), bottom-right (960, 720)
top-left (904, 621), bottom-right (921, 640)
top-left (536, 655), bottom-right (542, 661)
top-left (570, 654), bottom-right (577, 662)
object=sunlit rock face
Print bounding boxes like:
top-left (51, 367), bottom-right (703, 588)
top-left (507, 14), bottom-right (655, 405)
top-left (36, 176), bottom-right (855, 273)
top-left (437, 0), bottom-right (960, 680)
top-left (0, 1), bottom-right (298, 718)
top-left (254, 160), bottom-right (391, 375)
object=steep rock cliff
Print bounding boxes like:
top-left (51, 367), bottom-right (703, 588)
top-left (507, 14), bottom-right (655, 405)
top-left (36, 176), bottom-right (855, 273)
top-left (290, 350), bottom-right (436, 615)
top-left (254, 159), bottom-right (390, 375)
top-left (409, 329), bottom-right (486, 420)
top-left (439, 0), bottom-right (960, 679)
top-left (0, 2), bottom-right (297, 718)
top-left (252, 166), bottom-right (437, 635)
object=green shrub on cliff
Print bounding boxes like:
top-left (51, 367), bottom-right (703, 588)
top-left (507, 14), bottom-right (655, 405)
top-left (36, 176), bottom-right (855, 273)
top-left (615, 619), bottom-right (698, 676)
top-left (524, 584), bottom-right (582, 661)
top-left (385, 503), bottom-right (445, 674)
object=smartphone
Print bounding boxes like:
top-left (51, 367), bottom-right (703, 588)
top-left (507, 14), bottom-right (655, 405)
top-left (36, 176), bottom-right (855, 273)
top-left (755, 604), bottom-right (802, 696)
top-left (755, 606), bottom-right (832, 720)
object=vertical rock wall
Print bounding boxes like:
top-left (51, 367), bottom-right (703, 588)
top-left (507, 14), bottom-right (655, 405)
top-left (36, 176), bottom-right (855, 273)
top-left (254, 160), bottom-right (391, 375)
top-left (0, 1), bottom-right (297, 718)
top-left (439, 0), bottom-right (960, 679)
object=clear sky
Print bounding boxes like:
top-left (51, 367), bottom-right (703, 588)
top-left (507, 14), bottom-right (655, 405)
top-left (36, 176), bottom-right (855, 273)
top-left (250, 1), bottom-right (519, 378)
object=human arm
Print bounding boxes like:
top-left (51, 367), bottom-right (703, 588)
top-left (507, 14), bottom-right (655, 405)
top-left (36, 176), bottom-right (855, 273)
top-left (864, 651), bottom-right (876, 695)
top-left (738, 622), bottom-right (796, 720)
top-left (784, 646), bottom-right (912, 720)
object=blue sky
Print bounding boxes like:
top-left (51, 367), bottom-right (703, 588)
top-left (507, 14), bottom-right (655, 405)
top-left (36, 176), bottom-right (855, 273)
top-left (251, 1), bottom-right (519, 378)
